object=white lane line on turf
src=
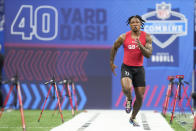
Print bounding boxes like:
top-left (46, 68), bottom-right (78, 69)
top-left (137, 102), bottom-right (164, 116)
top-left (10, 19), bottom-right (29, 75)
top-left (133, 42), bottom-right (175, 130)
top-left (77, 113), bottom-right (100, 131)
top-left (51, 110), bottom-right (174, 131)
top-left (141, 113), bottom-right (151, 130)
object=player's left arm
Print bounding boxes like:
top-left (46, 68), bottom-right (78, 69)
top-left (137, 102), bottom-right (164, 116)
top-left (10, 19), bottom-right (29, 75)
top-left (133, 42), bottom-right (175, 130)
top-left (136, 33), bottom-right (153, 58)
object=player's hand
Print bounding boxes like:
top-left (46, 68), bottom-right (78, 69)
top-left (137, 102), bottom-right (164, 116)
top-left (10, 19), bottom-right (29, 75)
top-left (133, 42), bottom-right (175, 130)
top-left (136, 38), bottom-right (142, 48)
top-left (110, 63), bottom-right (117, 76)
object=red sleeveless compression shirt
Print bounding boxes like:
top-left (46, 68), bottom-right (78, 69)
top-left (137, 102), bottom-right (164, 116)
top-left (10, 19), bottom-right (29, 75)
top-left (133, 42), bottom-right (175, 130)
top-left (123, 31), bottom-right (146, 66)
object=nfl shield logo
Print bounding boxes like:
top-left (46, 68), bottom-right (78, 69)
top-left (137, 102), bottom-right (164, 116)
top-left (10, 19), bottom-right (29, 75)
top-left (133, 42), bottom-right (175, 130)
top-left (156, 2), bottom-right (171, 20)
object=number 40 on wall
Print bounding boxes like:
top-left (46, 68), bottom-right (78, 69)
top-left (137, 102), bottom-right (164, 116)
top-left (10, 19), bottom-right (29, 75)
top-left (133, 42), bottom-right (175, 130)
top-left (11, 5), bottom-right (58, 41)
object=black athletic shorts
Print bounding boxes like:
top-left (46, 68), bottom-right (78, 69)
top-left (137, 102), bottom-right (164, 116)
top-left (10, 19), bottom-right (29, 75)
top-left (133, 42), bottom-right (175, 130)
top-left (121, 63), bottom-right (146, 87)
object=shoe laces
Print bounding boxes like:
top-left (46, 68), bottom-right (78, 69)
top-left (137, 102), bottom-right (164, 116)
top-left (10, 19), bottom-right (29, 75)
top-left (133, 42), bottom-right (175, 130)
top-left (130, 118), bottom-right (139, 126)
top-left (126, 100), bottom-right (131, 108)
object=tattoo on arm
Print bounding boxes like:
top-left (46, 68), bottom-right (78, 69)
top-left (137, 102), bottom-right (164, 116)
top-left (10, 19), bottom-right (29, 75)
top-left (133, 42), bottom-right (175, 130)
top-left (110, 35), bottom-right (124, 64)
top-left (139, 34), bottom-right (153, 58)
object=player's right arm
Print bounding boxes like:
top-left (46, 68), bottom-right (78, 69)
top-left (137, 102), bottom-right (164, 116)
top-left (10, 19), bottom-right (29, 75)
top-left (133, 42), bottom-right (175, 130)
top-left (110, 34), bottom-right (125, 76)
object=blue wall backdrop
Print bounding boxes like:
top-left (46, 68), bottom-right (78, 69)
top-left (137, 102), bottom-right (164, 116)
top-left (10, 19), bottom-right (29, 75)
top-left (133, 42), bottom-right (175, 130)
top-left (0, 0), bottom-right (4, 53)
top-left (2, 0), bottom-right (194, 111)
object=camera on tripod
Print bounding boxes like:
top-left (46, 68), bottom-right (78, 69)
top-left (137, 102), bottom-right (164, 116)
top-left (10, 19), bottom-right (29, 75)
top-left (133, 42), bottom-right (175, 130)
top-left (162, 75), bottom-right (194, 124)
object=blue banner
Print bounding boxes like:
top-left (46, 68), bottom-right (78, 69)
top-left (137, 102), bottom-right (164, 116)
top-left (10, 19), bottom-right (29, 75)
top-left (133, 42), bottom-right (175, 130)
top-left (4, 0), bottom-right (194, 110)
top-left (0, 0), bottom-right (4, 53)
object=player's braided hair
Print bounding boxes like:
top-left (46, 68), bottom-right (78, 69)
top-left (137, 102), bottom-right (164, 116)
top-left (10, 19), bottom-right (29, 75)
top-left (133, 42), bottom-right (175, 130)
top-left (126, 15), bottom-right (145, 29)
